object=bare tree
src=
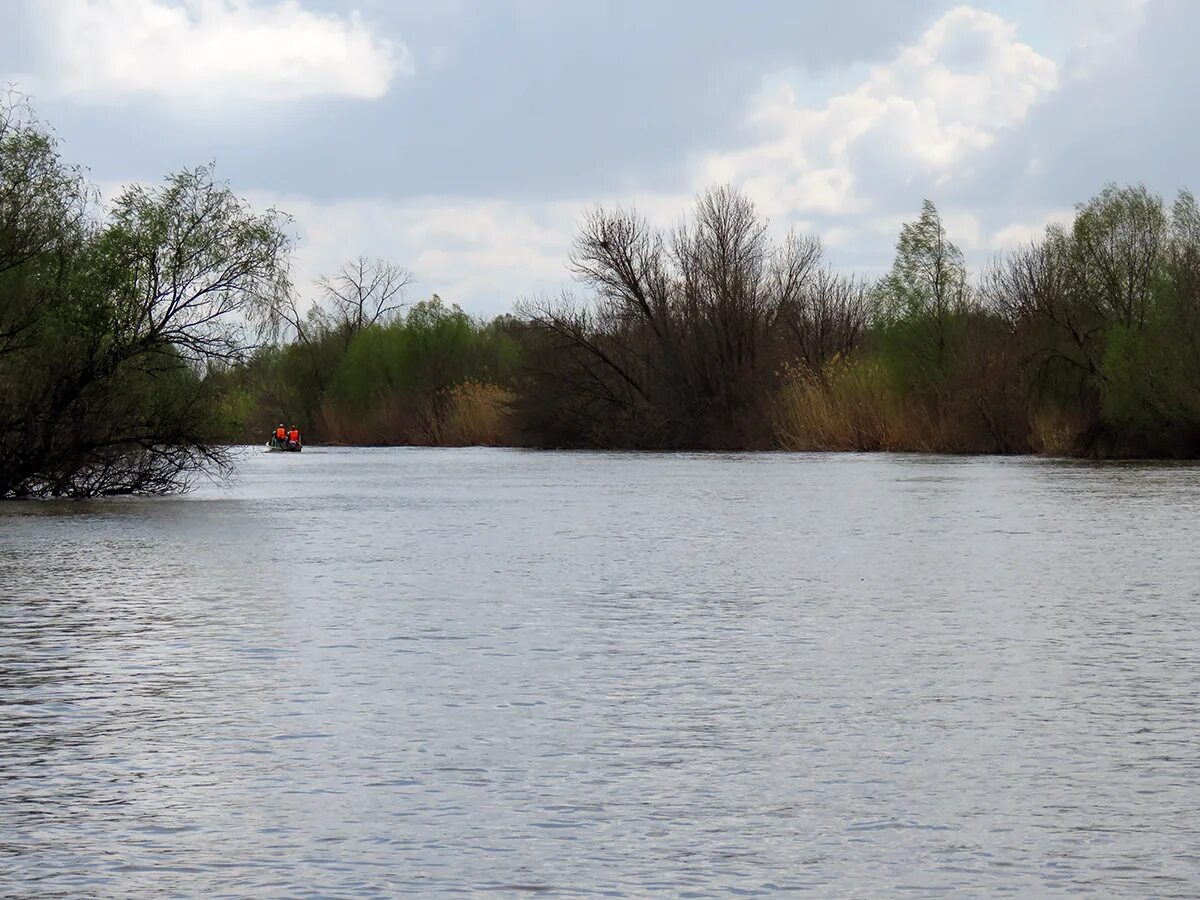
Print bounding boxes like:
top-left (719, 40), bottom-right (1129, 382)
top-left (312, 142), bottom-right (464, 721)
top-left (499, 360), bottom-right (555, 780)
top-left (318, 256), bottom-right (412, 347)
top-left (518, 186), bottom-right (830, 448)
top-left (984, 230), bottom-right (1103, 380)
top-left (779, 267), bottom-right (870, 375)
top-left (260, 257), bottom-right (409, 347)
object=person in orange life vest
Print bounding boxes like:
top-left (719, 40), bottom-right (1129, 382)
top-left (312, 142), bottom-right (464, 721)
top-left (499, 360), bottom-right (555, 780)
top-left (274, 423), bottom-right (286, 445)
top-left (288, 426), bottom-right (300, 446)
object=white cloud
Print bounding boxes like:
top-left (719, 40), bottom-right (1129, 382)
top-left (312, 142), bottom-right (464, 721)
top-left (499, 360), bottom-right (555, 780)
top-left (233, 185), bottom-right (714, 318)
top-left (69, 3), bottom-right (1127, 314)
top-left (700, 5), bottom-right (1058, 217)
top-left (988, 209), bottom-right (1075, 250)
top-left (1053, 0), bottom-right (1149, 80)
top-left (942, 210), bottom-right (983, 250)
top-left (241, 181), bottom-right (727, 318)
top-left (243, 193), bottom-right (579, 318)
top-left (40, 0), bottom-right (407, 104)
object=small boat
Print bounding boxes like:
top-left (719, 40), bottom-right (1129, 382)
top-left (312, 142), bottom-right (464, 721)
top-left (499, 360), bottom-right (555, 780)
top-left (265, 437), bottom-right (302, 452)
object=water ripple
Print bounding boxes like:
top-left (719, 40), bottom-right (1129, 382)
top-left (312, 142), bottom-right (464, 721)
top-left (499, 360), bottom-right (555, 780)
top-left (1, 449), bottom-right (1199, 896)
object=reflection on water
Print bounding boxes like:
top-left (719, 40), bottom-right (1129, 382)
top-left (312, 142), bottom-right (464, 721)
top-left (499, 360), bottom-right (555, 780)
top-left (2, 448), bottom-right (1199, 896)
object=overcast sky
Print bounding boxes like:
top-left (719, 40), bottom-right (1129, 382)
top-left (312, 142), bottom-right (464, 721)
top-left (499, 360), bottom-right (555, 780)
top-left (2, 0), bottom-right (1193, 316)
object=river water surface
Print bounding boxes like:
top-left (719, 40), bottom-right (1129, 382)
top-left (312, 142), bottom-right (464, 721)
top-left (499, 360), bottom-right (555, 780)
top-left (1, 448), bottom-right (1198, 897)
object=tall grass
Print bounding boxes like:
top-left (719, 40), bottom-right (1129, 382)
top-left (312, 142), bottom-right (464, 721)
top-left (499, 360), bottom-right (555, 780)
top-left (773, 358), bottom-right (941, 451)
top-left (441, 381), bottom-right (516, 446)
top-left (314, 381), bottom-right (514, 446)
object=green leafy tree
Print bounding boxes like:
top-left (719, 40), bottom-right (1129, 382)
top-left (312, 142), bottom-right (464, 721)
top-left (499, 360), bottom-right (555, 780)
top-left (875, 199), bottom-right (970, 384)
top-left (0, 100), bottom-right (291, 497)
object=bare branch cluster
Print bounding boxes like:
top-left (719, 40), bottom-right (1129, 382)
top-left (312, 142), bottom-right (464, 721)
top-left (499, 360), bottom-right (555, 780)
top-left (518, 186), bottom-right (867, 448)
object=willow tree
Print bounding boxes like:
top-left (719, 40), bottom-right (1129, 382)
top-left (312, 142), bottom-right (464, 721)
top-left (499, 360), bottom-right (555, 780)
top-left (874, 199), bottom-right (971, 383)
top-left (0, 101), bottom-right (291, 498)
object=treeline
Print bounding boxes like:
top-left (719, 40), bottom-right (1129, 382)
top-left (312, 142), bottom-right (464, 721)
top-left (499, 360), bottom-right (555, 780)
top-left (775, 187), bottom-right (1200, 457)
top-left (4, 99), bottom-right (1200, 497)
top-left (213, 262), bottom-right (521, 447)
top-left (524, 184), bottom-right (1200, 456)
top-left (237, 180), bottom-right (1200, 458)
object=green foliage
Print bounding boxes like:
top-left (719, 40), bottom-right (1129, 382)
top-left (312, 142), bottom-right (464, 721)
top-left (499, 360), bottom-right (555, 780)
top-left (986, 183), bottom-right (1200, 454)
top-left (876, 200), bottom-right (970, 323)
top-left (229, 295), bottom-right (520, 444)
top-left (0, 98), bottom-right (291, 497)
top-left (1102, 313), bottom-right (1200, 450)
top-left (870, 200), bottom-right (973, 394)
top-left (1069, 183), bottom-right (1167, 331)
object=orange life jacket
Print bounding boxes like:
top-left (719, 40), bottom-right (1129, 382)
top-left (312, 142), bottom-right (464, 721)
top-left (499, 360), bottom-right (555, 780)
top-left (275, 426), bottom-right (286, 440)
top-left (288, 429), bottom-right (300, 443)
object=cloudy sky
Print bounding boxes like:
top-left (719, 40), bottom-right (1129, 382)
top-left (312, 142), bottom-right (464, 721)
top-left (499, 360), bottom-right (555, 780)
top-left (1, 0), bottom-right (1192, 316)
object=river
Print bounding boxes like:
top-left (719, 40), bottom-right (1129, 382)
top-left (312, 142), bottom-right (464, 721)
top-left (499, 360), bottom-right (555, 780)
top-left (1, 448), bottom-right (1198, 896)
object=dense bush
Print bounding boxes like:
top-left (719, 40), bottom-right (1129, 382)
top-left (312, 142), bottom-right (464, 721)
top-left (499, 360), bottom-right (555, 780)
top-left (985, 185), bottom-right (1200, 455)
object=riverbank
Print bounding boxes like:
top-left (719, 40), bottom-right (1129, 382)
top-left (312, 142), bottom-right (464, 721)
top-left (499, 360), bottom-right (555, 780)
top-left (219, 186), bottom-right (1200, 462)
